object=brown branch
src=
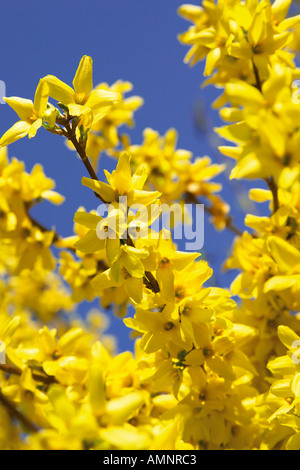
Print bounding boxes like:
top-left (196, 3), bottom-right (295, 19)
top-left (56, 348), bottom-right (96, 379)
top-left (62, 121), bottom-right (100, 183)
top-left (0, 389), bottom-right (38, 433)
top-left (28, 214), bottom-right (60, 244)
top-left (144, 271), bottom-right (160, 294)
top-left (52, 114), bottom-right (161, 294)
top-left (27, 213), bottom-right (77, 254)
top-left (126, 234), bottom-right (160, 294)
top-left (53, 115), bottom-right (106, 203)
top-left (265, 177), bottom-right (279, 214)
top-left (185, 192), bottom-right (243, 237)
top-left (252, 60), bottom-right (262, 92)
top-left (225, 216), bottom-right (243, 237)
top-left (0, 364), bottom-right (58, 385)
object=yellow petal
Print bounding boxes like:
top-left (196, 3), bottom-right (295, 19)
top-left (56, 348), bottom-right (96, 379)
top-left (158, 229), bottom-right (176, 258)
top-left (28, 118), bottom-right (42, 138)
top-left (264, 275), bottom-right (299, 292)
top-left (57, 328), bottom-right (85, 353)
top-left (81, 176), bottom-right (115, 202)
top-left (106, 237), bottom-right (121, 266)
top-left (92, 268), bottom-right (119, 290)
top-left (286, 433), bottom-right (300, 451)
top-left (73, 211), bottom-right (101, 229)
top-left (0, 147), bottom-right (8, 169)
top-left (268, 355), bottom-right (295, 375)
top-left (0, 121), bottom-right (31, 147)
top-left (267, 236), bottom-right (300, 271)
top-left (122, 252), bottom-right (145, 278)
top-left (177, 4), bottom-right (202, 21)
top-left (156, 266), bottom-right (175, 301)
top-left (226, 80), bottom-right (264, 108)
top-left (278, 325), bottom-right (300, 350)
top-left (73, 55), bottom-right (94, 95)
top-left (67, 103), bottom-right (85, 116)
top-left (204, 47), bottom-right (222, 77)
top-left (106, 392), bottom-right (145, 426)
top-left (271, 0), bottom-right (292, 22)
top-left (42, 190), bottom-right (65, 205)
top-left (125, 277), bottom-right (143, 303)
top-left (43, 75), bottom-right (75, 104)
top-left (291, 373), bottom-right (300, 397)
top-left (172, 251), bottom-right (199, 271)
top-left (73, 229), bottom-right (105, 253)
top-left (248, 8), bottom-right (266, 46)
top-left (270, 378), bottom-right (292, 397)
top-left (33, 79), bottom-right (49, 116)
top-left (249, 188), bottom-right (271, 202)
top-left (87, 89), bottom-right (121, 122)
top-left (88, 365), bottom-right (106, 415)
top-left (4, 97), bottom-right (33, 121)
top-left (99, 426), bottom-right (150, 451)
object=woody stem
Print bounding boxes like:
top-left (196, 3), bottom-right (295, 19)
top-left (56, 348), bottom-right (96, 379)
top-left (0, 389), bottom-right (38, 433)
top-left (62, 121), bottom-right (99, 182)
top-left (185, 192), bottom-right (243, 237)
top-left (0, 364), bottom-right (58, 385)
top-left (265, 177), bottom-right (279, 213)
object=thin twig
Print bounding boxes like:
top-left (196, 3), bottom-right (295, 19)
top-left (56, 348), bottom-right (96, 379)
top-left (126, 234), bottom-right (160, 293)
top-left (62, 121), bottom-right (100, 183)
top-left (27, 213), bottom-right (77, 253)
top-left (265, 177), bottom-right (279, 213)
top-left (28, 214), bottom-right (60, 243)
top-left (0, 364), bottom-right (58, 385)
top-left (252, 60), bottom-right (262, 91)
top-left (55, 114), bottom-right (162, 294)
top-left (0, 390), bottom-right (38, 433)
top-left (185, 192), bottom-right (243, 237)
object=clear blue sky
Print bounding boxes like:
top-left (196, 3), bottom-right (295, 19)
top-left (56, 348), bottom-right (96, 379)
top-left (0, 0), bottom-right (261, 351)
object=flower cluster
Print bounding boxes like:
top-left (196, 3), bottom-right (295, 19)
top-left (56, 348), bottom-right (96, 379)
top-left (178, 0), bottom-right (300, 449)
top-left (0, 147), bottom-right (64, 274)
top-left (112, 127), bottom-right (230, 230)
top-left (1, 0), bottom-right (300, 450)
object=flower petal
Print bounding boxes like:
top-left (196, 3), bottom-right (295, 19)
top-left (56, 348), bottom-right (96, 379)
top-left (33, 79), bottom-right (49, 116)
top-left (0, 121), bottom-right (31, 147)
top-left (43, 75), bottom-right (75, 104)
top-left (4, 97), bottom-right (33, 121)
top-left (28, 118), bottom-right (42, 138)
top-left (73, 56), bottom-right (94, 95)
top-left (81, 176), bottom-right (115, 202)
top-left (73, 229), bottom-right (105, 253)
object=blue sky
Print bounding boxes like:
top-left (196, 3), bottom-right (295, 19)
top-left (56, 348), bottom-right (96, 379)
top-left (0, 0), bottom-right (262, 351)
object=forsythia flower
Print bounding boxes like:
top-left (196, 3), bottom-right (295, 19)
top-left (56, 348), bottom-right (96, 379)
top-left (112, 128), bottom-right (230, 231)
top-left (0, 80), bottom-right (49, 146)
top-left (43, 55), bottom-right (121, 129)
top-left (217, 63), bottom-right (300, 183)
top-left (178, 0), bottom-right (300, 79)
top-left (73, 81), bottom-right (144, 170)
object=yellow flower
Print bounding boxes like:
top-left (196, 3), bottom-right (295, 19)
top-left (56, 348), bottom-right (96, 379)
top-left (91, 245), bottom-right (149, 303)
top-left (79, 80), bottom-right (144, 169)
top-left (82, 151), bottom-right (161, 206)
top-left (178, 0), bottom-right (300, 78)
top-left (43, 55), bottom-right (121, 126)
top-left (155, 228), bottom-right (199, 301)
top-left (0, 80), bottom-right (49, 146)
top-left (217, 63), bottom-right (300, 181)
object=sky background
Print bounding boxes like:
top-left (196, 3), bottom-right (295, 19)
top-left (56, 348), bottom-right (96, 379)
top-left (0, 0), bottom-right (268, 352)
